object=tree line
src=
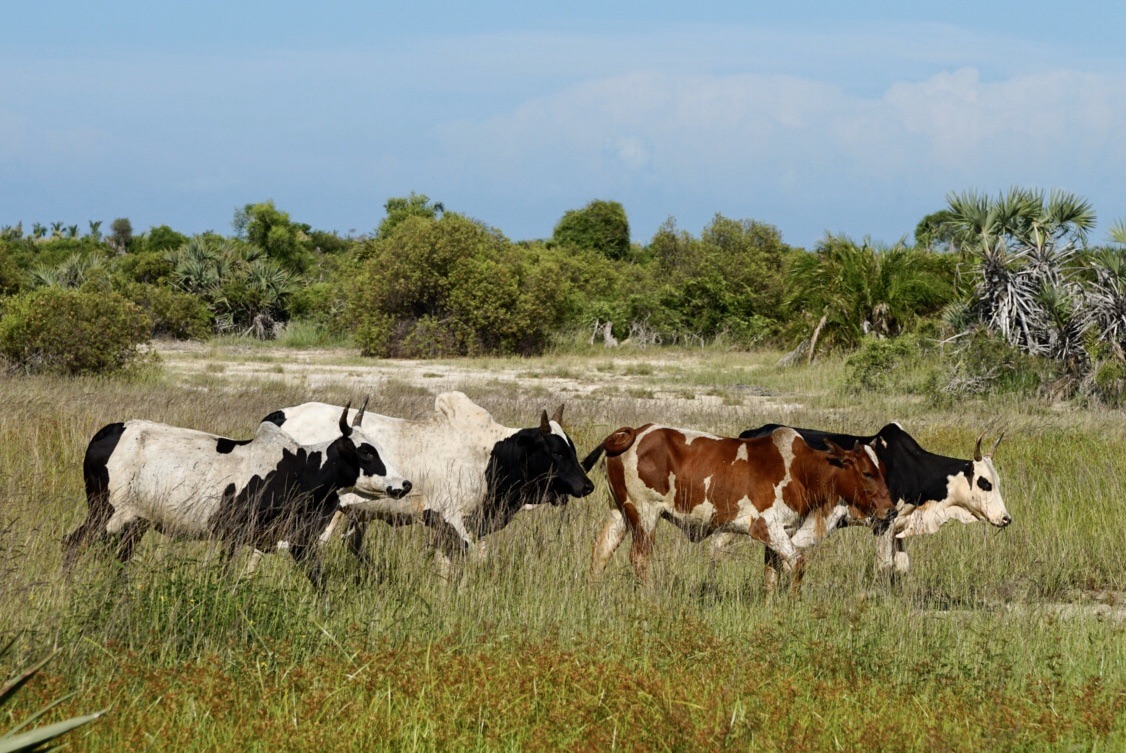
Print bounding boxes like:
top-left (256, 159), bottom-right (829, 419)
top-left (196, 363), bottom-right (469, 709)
top-left (2, 189), bottom-right (1125, 402)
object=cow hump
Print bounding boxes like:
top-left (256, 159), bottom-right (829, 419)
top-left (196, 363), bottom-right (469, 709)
top-left (435, 391), bottom-right (495, 429)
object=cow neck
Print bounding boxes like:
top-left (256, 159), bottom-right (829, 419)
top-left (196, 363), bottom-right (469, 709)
top-left (876, 430), bottom-right (971, 507)
top-left (787, 447), bottom-right (850, 517)
top-left (478, 426), bottom-right (544, 535)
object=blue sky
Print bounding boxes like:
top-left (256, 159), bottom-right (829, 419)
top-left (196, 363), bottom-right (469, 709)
top-left (3, 1), bottom-right (1125, 248)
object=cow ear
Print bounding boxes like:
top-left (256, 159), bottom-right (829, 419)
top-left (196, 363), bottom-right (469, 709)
top-left (551, 404), bottom-right (565, 425)
top-left (539, 410), bottom-right (551, 434)
top-left (824, 438), bottom-right (852, 464)
top-left (339, 402), bottom-right (353, 438)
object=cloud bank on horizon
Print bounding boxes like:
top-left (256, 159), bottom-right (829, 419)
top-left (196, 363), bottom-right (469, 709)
top-left (2, 6), bottom-right (1125, 249)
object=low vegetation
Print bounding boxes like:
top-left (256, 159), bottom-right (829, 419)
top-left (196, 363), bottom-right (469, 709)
top-left (0, 347), bottom-right (1123, 750)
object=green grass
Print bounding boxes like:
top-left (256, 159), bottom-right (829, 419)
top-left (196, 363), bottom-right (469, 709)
top-left (1, 350), bottom-right (1125, 751)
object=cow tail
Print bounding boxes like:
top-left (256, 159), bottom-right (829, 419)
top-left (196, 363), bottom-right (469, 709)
top-left (582, 427), bottom-right (638, 471)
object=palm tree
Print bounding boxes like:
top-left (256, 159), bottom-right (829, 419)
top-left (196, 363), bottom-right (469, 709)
top-left (785, 235), bottom-right (953, 359)
top-left (944, 187), bottom-right (1095, 364)
top-left (88, 220), bottom-right (103, 242)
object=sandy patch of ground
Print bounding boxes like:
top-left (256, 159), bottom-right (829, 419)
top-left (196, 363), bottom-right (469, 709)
top-left (153, 341), bottom-right (804, 413)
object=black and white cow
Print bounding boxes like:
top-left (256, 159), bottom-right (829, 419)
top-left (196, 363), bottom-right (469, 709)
top-left (263, 392), bottom-right (595, 575)
top-left (710, 422), bottom-right (1010, 578)
top-left (62, 402), bottom-right (411, 586)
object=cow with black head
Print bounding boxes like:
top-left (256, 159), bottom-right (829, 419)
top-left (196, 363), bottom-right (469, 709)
top-left (717, 422), bottom-right (1010, 579)
top-left (264, 392), bottom-right (594, 576)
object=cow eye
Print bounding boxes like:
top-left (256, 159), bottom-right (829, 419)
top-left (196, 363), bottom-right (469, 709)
top-left (976, 477), bottom-right (993, 492)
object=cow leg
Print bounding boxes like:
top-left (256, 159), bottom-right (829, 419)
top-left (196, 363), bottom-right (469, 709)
top-left (421, 510), bottom-right (472, 582)
top-left (590, 509), bottom-right (627, 578)
top-left (708, 532), bottom-right (737, 562)
top-left (288, 543), bottom-right (325, 591)
top-left (892, 537), bottom-right (910, 575)
top-left (318, 509), bottom-right (345, 545)
top-left (763, 547), bottom-right (783, 595)
top-left (344, 514), bottom-right (370, 563)
top-left (788, 553), bottom-right (807, 595)
top-left (875, 529), bottom-right (897, 581)
top-left (62, 516), bottom-right (108, 572)
top-left (113, 520), bottom-right (149, 564)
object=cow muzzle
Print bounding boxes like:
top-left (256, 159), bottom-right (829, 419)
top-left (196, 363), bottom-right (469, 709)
top-left (387, 480), bottom-right (412, 500)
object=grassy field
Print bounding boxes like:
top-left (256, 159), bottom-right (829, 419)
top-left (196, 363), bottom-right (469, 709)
top-left (1, 344), bottom-right (1124, 751)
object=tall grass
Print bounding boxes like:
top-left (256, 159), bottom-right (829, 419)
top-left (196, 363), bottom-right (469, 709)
top-left (1, 349), bottom-right (1124, 750)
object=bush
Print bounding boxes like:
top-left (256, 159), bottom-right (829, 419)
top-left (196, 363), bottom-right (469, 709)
top-left (846, 336), bottom-right (920, 392)
top-left (0, 288), bottom-right (151, 374)
top-left (553, 200), bottom-right (631, 260)
top-left (120, 283), bottom-right (212, 340)
top-left (349, 214), bottom-right (571, 357)
top-left (927, 327), bottom-right (1051, 401)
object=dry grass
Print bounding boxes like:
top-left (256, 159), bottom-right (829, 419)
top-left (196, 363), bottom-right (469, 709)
top-left (2, 345), bottom-right (1125, 750)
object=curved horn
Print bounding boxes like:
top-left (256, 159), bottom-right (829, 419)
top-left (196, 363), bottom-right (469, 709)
top-left (987, 431), bottom-right (1004, 458)
top-left (352, 397), bottom-right (369, 427)
top-left (973, 430), bottom-right (986, 461)
top-left (539, 410), bottom-right (551, 434)
top-left (339, 402), bottom-right (353, 438)
top-left (551, 404), bottom-right (565, 425)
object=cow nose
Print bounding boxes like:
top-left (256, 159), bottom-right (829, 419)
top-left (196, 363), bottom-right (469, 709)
top-left (401, 480), bottom-right (413, 494)
top-left (581, 479), bottom-right (595, 497)
top-left (1000, 514), bottom-right (1012, 527)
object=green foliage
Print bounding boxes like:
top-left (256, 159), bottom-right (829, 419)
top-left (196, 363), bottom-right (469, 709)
top-left (349, 214), bottom-right (569, 357)
top-left (0, 288), bottom-right (151, 374)
top-left (786, 236), bottom-right (954, 354)
top-left (0, 248), bottom-right (25, 296)
top-left (168, 236), bottom-right (298, 335)
top-left (233, 201), bottom-right (314, 272)
top-left (927, 326), bottom-right (1052, 401)
top-left (115, 250), bottom-right (175, 285)
top-left (144, 224), bottom-right (188, 253)
top-left (109, 217), bottom-right (133, 250)
top-left (377, 192), bottom-right (444, 238)
top-left (120, 282), bottom-right (212, 340)
top-left (913, 209), bottom-right (955, 251)
top-left (845, 336), bottom-right (921, 392)
top-left (553, 199), bottom-right (631, 260)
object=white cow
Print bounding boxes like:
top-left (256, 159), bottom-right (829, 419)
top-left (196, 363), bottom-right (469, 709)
top-left (263, 392), bottom-right (595, 575)
top-left (63, 402), bottom-right (410, 586)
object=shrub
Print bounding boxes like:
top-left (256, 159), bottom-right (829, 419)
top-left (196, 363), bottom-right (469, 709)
top-left (120, 283), bottom-right (212, 340)
top-left (553, 200), bottom-right (631, 260)
top-left (927, 327), bottom-right (1051, 401)
top-left (0, 288), bottom-right (151, 374)
top-left (846, 337), bottom-right (919, 392)
top-left (349, 214), bottom-right (570, 357)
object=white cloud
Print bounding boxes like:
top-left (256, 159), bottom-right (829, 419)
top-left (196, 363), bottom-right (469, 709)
top-left (431, 65), bottom-right (1126, 217)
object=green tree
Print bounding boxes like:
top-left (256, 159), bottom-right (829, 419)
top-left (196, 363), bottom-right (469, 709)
top-left (553, 200), bottom-right (631, 260)
top-left (109, 218), bottom-right (133, 251)
top-left (233, 201), bottom-right (313, 272)
top-left (145, 224), bottom-right (188, 252)
top-left (349, 213), bottom-right (569, 357)
top-left (377, 192), bottom-right (445, 238)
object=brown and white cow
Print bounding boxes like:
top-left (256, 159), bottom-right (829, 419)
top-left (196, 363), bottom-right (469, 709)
top-left (583, 424), bottom-right (896, 592)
